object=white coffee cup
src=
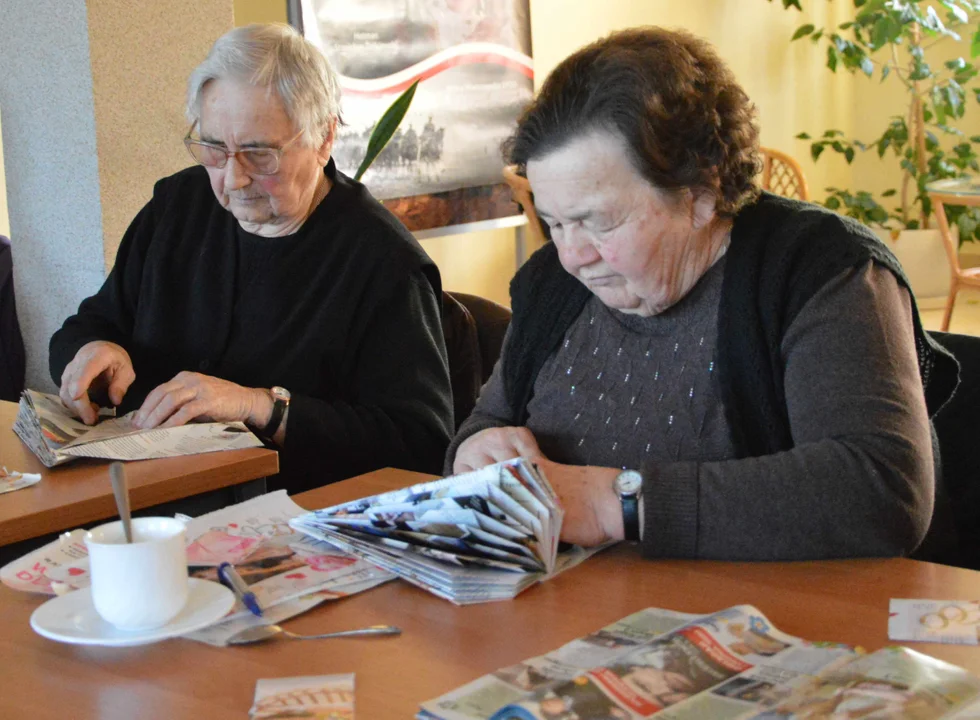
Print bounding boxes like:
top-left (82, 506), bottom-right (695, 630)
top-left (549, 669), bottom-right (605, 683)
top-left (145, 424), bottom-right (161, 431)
top-left (85, 516), bottom-right (189, 631)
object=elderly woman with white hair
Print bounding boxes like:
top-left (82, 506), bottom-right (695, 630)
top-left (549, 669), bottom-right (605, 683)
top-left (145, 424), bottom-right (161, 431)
top-left (50, 23), bottom-right (454, 492)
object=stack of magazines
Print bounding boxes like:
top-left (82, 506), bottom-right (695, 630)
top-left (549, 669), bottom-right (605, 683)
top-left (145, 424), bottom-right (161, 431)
top-left (290, 459), bottom-right (600, 604)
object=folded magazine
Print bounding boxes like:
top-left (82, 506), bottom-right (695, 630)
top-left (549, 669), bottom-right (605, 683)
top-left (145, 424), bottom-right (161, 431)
top-left (13, 389), bottom-right (263, 467)
top-left (290, 458), bottom-right (602, 605)
top-left (418, 604), bottom-right (980, 719)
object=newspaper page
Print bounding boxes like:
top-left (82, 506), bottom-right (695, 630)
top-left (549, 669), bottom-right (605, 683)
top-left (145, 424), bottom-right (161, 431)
top-left (249, 673), bottom-right (354, 719)
top-left (889, 599), bottom-right (980, 646)
top-left (738, 646), bottom-right (980, 720)
top-left (13, 389), bottom-right (263, 467)
top-left (419, 605), bottom-right (857, 720)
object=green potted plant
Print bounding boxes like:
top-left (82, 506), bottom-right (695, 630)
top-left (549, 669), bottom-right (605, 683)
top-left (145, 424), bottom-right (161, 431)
top-left (773, 0), bottom-right (980, 301)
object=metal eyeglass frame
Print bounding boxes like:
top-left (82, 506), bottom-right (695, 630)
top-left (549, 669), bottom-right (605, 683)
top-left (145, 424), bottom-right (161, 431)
top-left (183, 121), bottom-right (305, 176)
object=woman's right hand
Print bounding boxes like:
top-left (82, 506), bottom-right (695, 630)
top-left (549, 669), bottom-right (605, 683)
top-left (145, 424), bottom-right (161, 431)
top-left (59, 341), bottom-right (135, 424)
top-left (453, 426), bottom-right (544, 474)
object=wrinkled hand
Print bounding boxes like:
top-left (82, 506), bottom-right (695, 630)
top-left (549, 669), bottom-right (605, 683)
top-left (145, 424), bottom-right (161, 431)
top-left (531, 457), bottom-right (623, 547)
top-left (60, 341), bottom-right (136, 424)
top-left (453, 426), bottom-right (544, 474)
top-left (133, 371), bottom-right (266, 429)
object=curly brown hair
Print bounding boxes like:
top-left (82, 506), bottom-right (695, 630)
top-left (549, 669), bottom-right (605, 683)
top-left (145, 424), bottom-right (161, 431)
top-left (503, 27), bottom-right (761, 217)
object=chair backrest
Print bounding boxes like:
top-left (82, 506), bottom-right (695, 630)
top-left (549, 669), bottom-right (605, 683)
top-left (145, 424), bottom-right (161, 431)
top-left (925, 191), bottom-right (964, 275)
top-left (502, 165), bottom-right (548, 246)
top-left (0, 236), bottom-right (25, 402)
top-left (760, 147), bottom-right (810, 201)
top-left (441, 291), bottom-right (512, 430)
top-left (927, 330), bottom-right (980, 570)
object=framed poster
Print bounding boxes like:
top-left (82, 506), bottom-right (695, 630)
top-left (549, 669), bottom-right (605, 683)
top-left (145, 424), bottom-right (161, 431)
top-left (290, 0), bottom-right (532, 235)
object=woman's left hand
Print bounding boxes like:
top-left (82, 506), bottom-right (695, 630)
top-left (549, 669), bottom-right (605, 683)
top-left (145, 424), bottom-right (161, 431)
top-left (133, 371), bottom-right (267, 429)
top-left (530, 457), bottom-right (624, 547)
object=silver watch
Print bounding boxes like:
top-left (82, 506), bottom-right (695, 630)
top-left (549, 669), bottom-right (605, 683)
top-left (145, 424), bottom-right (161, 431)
top-left (613, 470), bottom-right (643, 542)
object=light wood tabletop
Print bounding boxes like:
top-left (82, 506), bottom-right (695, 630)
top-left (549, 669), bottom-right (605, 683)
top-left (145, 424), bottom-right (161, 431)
top-left (1, 466), bottom-right (978, 719)
top-left (0, 400), bottom-right (279, 546)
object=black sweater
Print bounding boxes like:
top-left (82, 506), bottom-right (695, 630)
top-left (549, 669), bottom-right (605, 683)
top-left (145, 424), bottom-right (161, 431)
top-left (50, 161), bottom-right (454, 493)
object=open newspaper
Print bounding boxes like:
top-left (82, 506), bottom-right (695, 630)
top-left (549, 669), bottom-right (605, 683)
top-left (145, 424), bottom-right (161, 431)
top-left (290, 458), bottom-right (604, 605)
top-left (13, 389), bottom-right (263, 467)
top-left (419, 605), bottom-right (980, 720)
top-left (1, 490), bottom-right (393, 645)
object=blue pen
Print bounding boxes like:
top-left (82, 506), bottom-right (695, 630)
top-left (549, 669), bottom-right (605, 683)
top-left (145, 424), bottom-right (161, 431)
top-left (217, 562), bottom-right (263, 617)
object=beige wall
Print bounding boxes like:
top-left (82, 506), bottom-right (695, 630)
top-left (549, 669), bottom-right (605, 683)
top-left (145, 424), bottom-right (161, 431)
top-left (0, 109), bottom-right (8, 238)
top-left (87, 1), bottom-right (233, 268)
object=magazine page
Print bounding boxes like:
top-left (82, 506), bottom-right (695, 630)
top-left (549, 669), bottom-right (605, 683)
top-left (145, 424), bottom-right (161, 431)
top-left (13, 390), bottom-right (263, 466)
top-left (0, 528), bottom-right (91, 594)
top-left (182, 491), bottom-right (393, 623)
top-left (0, 490), bottom-right (393, 640)
top-left (737, 646), bottom-right (980, 719)
top-left (419, 605), bottom-right (855, 720)
top-left (249, 673), bottom-right (354, 719)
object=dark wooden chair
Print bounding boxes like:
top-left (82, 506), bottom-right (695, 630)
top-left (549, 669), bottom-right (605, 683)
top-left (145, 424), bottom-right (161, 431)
top-left (927, 330), bottom-right (980, 570)
top-left (441, 291), bottom-right (512, 431)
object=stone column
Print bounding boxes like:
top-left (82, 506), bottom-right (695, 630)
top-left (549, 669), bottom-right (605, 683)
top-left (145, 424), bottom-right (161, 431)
top-left (0, 0), bottom-right (232, 391)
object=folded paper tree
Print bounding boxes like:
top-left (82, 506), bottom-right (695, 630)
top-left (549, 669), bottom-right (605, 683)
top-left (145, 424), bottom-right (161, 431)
top-left (290, 458), bottom-right (601, 605)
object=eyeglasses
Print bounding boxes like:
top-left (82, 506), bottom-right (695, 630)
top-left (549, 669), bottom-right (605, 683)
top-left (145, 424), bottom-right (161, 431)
top-left (183, 122), bottom-right (305, 176)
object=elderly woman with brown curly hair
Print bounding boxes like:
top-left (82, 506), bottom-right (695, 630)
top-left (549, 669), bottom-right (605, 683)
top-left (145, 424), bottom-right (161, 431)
top-left (446, 27), bottom-right (958, 560)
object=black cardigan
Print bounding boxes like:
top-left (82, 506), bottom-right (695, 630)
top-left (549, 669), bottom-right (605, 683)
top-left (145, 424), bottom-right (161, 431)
top-left (505, 192), bottom-right (957, 454)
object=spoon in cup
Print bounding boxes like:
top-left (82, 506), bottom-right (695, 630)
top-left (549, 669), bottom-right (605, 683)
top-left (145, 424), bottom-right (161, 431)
top-left (108, 461), bottom-right (133, 543)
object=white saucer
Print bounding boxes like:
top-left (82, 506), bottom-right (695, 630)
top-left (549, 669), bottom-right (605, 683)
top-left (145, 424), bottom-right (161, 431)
top-left (30, 578), bottom-right (234, 647)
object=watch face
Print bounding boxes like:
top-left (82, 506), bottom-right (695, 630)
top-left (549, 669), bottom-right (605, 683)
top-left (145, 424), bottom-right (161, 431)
top-left (615, 470), bottom-right (643, 495)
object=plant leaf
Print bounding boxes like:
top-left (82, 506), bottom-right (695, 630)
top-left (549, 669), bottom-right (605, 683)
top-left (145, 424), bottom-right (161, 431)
top-left (793, 24), bottom-right (815, 40)
top-left (354, 80), bottom-right (420, 182)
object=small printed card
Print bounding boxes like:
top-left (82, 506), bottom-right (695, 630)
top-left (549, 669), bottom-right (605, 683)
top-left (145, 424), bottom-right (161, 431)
top-left (888, 599), bottom-right (980, 645)
top-left (249, 673), bottom-right (354, 719)
top-left (0, 466), bottom-right (41, 495)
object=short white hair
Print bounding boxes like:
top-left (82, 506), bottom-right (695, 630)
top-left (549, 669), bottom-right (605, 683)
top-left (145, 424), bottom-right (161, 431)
top-left (186, 23), bottom-right (341, 147)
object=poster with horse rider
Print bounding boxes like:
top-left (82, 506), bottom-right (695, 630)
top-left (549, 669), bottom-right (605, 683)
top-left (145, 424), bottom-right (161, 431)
top-left (291, 0), bottom-right (533, 233)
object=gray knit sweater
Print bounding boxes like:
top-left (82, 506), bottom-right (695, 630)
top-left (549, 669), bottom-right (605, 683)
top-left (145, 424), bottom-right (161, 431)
top-left (446, 257), bottom-right (933, 560)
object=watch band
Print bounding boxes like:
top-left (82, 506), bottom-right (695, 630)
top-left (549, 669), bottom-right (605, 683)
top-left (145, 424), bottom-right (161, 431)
top-left (614, 470), bottom-right (643, 542)
top-left (260, 386), bottom-right (290, 439)
top-left (621, 492), bottom-right (640, 542)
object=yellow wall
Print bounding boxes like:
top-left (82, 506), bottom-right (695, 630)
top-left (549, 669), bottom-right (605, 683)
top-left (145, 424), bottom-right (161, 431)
top-left (229, 1), bottom-right (960, 304)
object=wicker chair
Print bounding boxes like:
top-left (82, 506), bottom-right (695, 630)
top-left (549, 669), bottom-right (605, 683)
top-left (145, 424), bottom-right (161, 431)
top-left (502, 165), bottom-right (548, 245)
top-left (505, 151), bottom-right (810, 244)
top-left (760, 147), bottom-right (810, 201)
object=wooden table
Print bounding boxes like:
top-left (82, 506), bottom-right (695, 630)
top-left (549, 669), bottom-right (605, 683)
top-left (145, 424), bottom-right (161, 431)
top-left (1, 467), bottom-right (978, 719)
top-left (0, 400), bottom-right (279, 546)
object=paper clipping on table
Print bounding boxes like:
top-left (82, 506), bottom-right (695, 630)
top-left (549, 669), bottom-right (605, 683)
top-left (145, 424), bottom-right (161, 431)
top-left (889, 599), bottom-right (980, 646)
top-left (0, 490), bottom-right (393, 642)
top-left (178, 490), bottom-right (394, 646)
top-left (249, 673), bottom-right (355, 719)
top-left (13, 389), bottom-right (263, 467)
top-left (289, 458), bottom-right (606, 605)
top-left (0, 466), bottom-right (42, 494)
top-left (418, 604), bottom-right (980, 720)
